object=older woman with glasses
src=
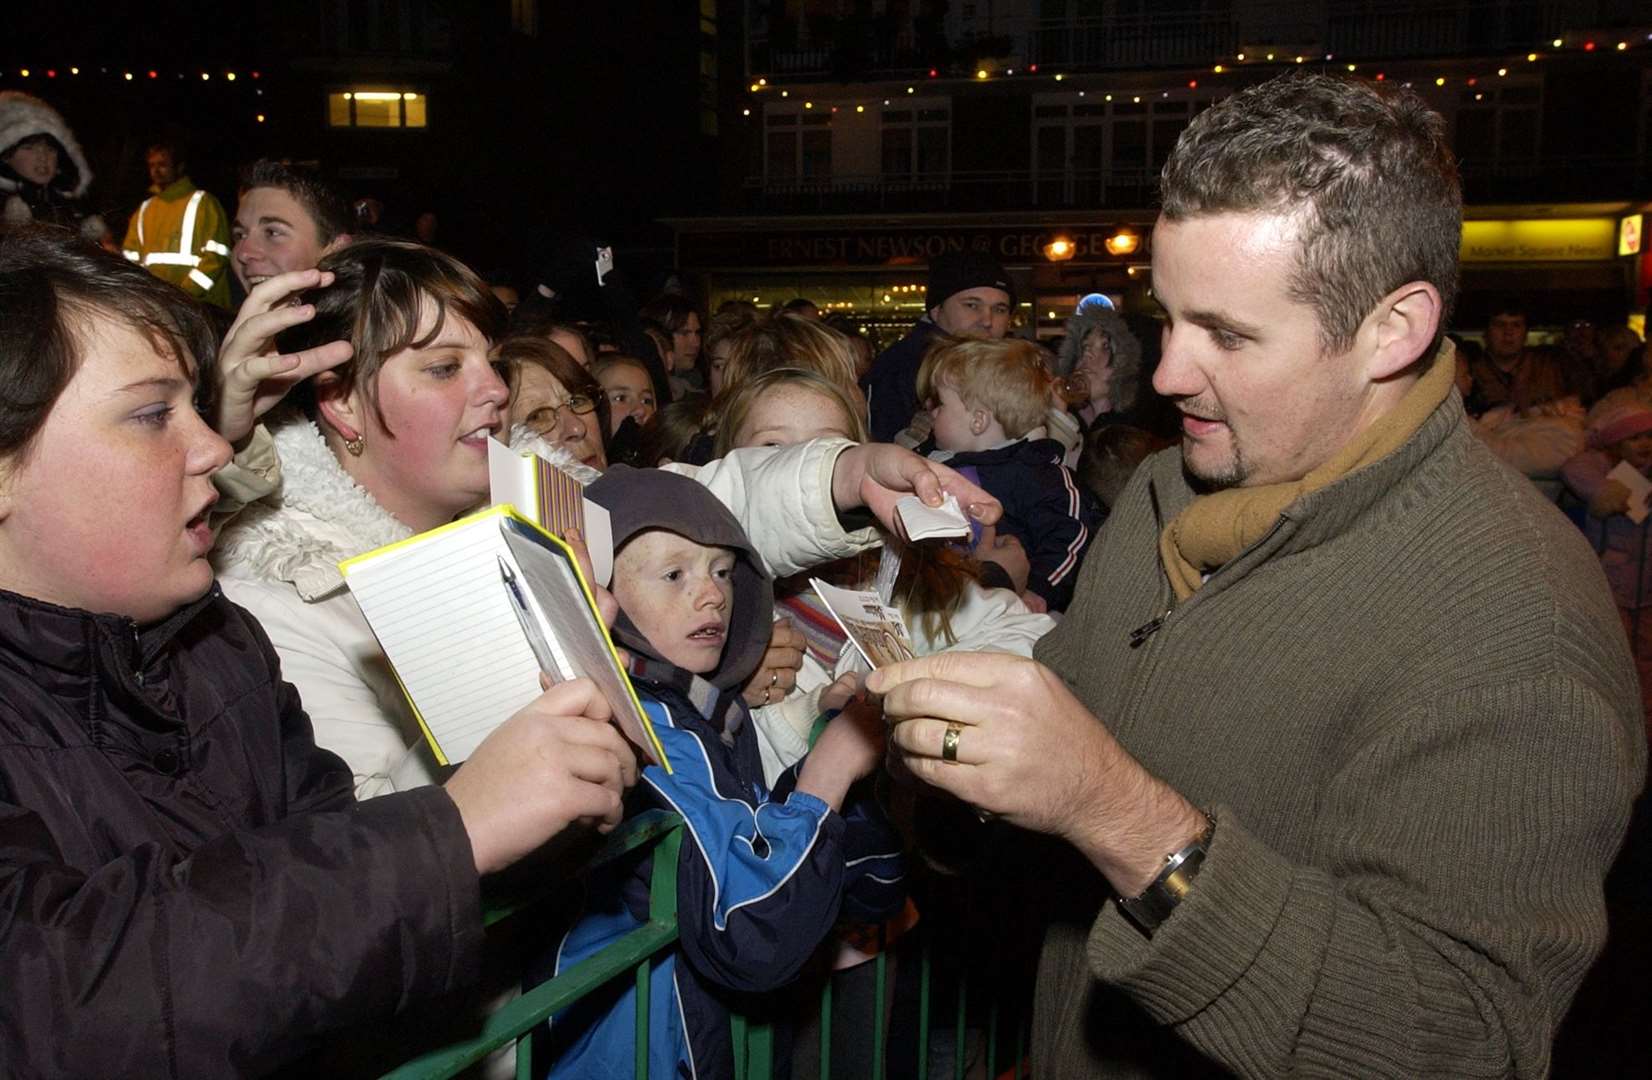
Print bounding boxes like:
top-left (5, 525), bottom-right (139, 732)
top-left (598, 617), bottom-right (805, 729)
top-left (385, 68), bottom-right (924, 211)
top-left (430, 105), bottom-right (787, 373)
top-left (503, 335), bottom-right (608, 471)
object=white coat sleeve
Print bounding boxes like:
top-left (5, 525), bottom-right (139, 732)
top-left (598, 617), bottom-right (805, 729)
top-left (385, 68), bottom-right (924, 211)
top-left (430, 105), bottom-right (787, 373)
top-left (664, 438), bottom-right (879, 578)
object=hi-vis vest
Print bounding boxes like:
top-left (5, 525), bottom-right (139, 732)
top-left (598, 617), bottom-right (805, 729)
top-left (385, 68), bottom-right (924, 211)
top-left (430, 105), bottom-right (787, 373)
top-left (122, 178), bottom-right (231, 308)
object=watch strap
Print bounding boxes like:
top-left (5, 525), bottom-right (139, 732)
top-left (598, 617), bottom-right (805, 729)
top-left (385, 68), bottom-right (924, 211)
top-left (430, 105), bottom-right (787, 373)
top-left (1118, 813), bottom-right (1215, 936)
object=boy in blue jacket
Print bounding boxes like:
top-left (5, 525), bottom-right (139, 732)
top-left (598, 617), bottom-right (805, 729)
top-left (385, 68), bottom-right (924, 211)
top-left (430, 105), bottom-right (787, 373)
top-left (534, 465), bottom-right (901, 1078)
top-left (919, 337), bottom-right (1103, 612)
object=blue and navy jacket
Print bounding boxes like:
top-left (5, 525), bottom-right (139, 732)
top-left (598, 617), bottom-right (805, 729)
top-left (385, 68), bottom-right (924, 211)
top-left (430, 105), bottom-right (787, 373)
top-left (534, 677), bottom-right (904, 1079)
top-left (929, 435), bottom-right (1102, 612)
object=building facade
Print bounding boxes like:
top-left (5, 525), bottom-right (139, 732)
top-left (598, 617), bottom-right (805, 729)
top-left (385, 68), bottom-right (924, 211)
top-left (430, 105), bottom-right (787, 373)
top-left (681, 0), bottom-right (1652, 339)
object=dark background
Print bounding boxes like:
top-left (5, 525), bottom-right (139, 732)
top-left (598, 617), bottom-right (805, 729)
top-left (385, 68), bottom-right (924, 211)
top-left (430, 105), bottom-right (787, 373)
top-left (2, 1), bottom-right (727, 286)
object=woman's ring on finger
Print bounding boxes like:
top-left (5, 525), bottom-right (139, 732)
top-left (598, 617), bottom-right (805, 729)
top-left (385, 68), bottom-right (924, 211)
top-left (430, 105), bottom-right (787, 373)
top-left (941, 722), bottom-right (963, 763)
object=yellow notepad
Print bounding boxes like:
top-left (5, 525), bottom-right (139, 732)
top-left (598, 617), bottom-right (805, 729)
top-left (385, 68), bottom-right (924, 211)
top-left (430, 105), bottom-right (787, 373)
top-left (339, 505), bottom-right (669, 771)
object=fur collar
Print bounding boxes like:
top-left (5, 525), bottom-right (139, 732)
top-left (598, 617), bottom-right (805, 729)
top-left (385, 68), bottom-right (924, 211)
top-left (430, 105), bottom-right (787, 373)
top-left (212, 417), bottom-right (597, 603)
top-left (212, 414), bottom-right (412, 602)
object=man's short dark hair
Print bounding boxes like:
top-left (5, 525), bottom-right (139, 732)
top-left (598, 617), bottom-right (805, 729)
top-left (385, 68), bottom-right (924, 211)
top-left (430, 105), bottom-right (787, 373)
top-left (239, 159), bottom-right (353, 245)
top-left (1160, 73), bottom-right (1462, 353)
top-left (146, 140), bottom-right (182, 164)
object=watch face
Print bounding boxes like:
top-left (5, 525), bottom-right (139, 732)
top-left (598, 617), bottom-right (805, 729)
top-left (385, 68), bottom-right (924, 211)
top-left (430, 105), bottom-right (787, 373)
top-left (1119, 842), bottom-right (1208, 935)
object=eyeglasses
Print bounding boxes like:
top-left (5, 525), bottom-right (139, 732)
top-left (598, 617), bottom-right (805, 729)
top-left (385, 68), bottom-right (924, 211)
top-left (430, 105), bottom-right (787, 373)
top-left (524, 394), bottom-right (597, 431)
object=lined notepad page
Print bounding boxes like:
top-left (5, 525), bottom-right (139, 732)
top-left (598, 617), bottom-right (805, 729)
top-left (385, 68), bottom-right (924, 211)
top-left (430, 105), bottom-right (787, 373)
top-left (343, 516), bottom-right (544, 764)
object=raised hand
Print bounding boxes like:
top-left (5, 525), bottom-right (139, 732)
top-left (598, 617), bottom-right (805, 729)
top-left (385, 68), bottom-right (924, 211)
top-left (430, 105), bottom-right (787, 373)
top-left (212, 268), bottom-right (353, 447)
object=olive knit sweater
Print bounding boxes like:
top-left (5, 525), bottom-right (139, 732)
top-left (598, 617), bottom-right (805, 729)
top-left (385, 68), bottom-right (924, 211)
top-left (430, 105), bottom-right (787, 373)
top-left (1030, 391), bottom-right (1646, 1077)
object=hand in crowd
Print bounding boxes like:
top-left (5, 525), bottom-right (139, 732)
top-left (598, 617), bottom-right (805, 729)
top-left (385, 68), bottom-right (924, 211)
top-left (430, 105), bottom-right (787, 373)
top-left (742, 619), bottom-right (806, 708)
top-left (819, 671), bottom-right (862, 715)
top-left (212, 268), bottom-right (354, 448)
top-left (444, 677), bottom-right (638, 876)
top-left (1591, 478), bottom-right (1633, 518)
top-left (795, 694), bottom-right (886, 811)
top-left (831, 442), bottom-right (1002, 537)
top-left (873, 651), bottom-right (1205, 896)
top-left (973, 523), bottom-right (1031, 594)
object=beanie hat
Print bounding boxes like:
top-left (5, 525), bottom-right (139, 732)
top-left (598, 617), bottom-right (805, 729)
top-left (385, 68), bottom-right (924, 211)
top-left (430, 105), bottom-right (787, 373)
top-left (0, 92), bottom-right (92, 198)
top-left (926, 251), bottom-right (1015, 312)
top-left (585, 465), bottom-right (774, 690)
top-left (1588, 399), bottom-right (1652, 449)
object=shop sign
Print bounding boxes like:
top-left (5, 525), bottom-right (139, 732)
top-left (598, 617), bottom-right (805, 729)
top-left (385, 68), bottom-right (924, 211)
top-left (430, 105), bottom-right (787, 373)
top-left (678, 225), bottom-right (1147, 268)
top-left (1459, 219), bottom-right (1617, 263)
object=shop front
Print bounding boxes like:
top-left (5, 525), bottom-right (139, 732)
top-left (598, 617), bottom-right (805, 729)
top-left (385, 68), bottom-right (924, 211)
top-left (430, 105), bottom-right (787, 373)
top-left (1455, 208), bottom-right (1644, 334)
top-left (666, 212), bottom-right (1157, 347)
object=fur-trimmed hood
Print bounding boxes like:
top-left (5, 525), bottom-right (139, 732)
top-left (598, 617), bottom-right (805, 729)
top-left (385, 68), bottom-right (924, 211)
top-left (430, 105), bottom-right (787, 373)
top-left (0, 91), bottom-right (92, 198)
top-left (1056, 306), bottom-right (1143, 413)
top-left (212, 415), bottom-right (596, 603)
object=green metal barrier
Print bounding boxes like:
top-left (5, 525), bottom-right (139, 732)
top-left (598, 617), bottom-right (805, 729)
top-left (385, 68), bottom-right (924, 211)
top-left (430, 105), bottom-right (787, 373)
top-left (381, 810), bottom-right (684, 1080)
top-left (383, 810), bottom-right (1035, 1080)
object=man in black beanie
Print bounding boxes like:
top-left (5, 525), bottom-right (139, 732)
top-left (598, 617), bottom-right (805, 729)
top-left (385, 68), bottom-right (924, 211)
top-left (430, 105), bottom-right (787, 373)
top-left (862, 251), bottom-right (1014, 442)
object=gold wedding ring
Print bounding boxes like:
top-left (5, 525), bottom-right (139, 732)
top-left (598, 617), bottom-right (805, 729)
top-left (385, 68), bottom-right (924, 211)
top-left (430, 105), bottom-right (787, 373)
top-left (941, 722), bottom-right (963, 763)
top-left (769, 671), bottom-right (779, 688)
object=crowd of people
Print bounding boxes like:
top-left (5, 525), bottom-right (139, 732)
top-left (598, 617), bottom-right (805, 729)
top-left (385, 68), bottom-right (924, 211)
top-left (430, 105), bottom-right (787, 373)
top-left (0, 71), bottom-right (1646, 1079)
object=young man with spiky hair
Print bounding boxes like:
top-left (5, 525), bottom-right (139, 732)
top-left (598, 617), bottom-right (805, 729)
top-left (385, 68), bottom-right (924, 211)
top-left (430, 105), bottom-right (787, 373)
top-left (231, 158), bottom-right (355, 293)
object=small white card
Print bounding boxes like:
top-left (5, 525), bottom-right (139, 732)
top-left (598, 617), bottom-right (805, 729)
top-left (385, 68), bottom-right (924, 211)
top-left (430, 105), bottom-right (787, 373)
top-left (894, 492), bottom-right (971, 542)
top-left (1607, 461), bottom-right (1652, 524)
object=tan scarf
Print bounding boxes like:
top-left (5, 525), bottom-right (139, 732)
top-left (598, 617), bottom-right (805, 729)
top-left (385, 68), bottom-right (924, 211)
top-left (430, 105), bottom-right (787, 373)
top-left (1158, 339), bottom-right (1455, 602)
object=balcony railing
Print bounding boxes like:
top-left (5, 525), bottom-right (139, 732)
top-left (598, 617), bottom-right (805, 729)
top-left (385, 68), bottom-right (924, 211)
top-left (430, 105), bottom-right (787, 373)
top-left (1028, 12), bottom-right (1242, 70)
top-left (753, 1), bottom-right (1614, 79)
top-left (1323, 0), bottom-right (1571, 59)
top-left (742, 151), bottom-right (1650, 214)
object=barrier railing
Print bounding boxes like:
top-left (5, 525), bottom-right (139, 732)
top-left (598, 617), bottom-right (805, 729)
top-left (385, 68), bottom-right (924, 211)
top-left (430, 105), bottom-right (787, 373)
top-left (381, 810), bottom-right (684, 1080)
top-left (383, 809), bottom-right (1035, 1079)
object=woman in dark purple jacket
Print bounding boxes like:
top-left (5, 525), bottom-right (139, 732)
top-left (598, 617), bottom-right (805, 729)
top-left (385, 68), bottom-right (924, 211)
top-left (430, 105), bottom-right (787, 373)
top-left (0, 227), bottom-right (637, 1077)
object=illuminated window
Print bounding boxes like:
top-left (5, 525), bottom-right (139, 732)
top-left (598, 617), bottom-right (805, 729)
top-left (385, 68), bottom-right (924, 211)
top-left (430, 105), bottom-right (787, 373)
top-left (327, 90), bottom-right (427, 129)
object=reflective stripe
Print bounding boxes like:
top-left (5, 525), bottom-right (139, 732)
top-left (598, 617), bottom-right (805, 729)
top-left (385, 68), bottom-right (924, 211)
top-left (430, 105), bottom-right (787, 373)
top-left (202, 239), bottom-right (230, 256)
top-left (136, 197), bottom-right (152, 246)
top-left (188, 268), bottom-right (215, 291)
top-left (177, 190), bottom-right (206, 259)
top-left (123, 250), bottom-right (142, 262)
top-left (145, 253), bottom-right (201, 267)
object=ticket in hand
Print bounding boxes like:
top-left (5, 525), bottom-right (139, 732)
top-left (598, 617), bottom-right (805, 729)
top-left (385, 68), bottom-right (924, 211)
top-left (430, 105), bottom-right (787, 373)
top-left (894, 492), bottom-right (972, 542)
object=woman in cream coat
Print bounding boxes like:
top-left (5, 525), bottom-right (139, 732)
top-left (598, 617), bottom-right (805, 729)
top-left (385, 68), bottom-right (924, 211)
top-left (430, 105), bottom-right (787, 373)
top-left (214, 239), bottom-right (997, 797)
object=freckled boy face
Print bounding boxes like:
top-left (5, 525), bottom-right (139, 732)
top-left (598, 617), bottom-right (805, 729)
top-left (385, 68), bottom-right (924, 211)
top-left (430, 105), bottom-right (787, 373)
top-left (611, 530), bottom-right (735, 674)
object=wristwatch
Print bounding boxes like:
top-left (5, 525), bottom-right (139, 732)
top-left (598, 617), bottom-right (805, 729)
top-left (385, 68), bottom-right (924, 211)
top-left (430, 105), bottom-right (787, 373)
top-left (1118, 812), bottom-right (1216, 936)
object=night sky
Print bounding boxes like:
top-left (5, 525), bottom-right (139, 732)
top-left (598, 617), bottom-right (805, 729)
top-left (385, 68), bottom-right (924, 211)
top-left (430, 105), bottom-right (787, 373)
top-left (4, 1), bottom-right (719, 282)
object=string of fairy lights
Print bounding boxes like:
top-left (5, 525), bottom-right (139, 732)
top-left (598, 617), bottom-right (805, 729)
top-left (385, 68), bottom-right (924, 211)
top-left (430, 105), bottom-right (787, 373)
top-left (0, 64), bottom-right (271, 123)
top-left (738, 28), bottom-right (1652, 117)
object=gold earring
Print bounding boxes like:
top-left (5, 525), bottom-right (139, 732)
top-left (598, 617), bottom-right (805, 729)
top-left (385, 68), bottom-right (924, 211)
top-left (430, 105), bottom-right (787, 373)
top-left (344, 435), bottom-right (365, 456)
